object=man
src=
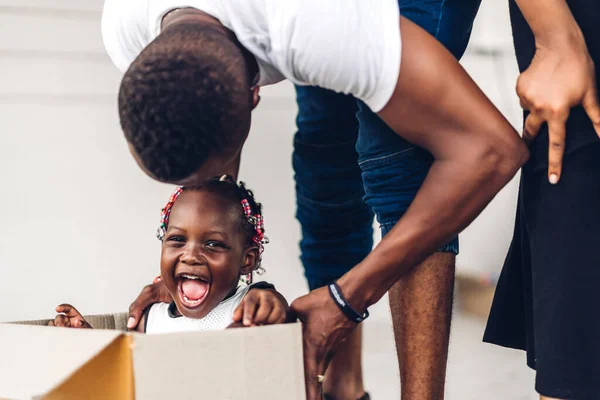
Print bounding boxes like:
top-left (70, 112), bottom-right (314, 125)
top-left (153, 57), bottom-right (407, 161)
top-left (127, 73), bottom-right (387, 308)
top-left (102, 1), bottom-right (528, 398)
top-left (291, 1), bottom-right (482, 399)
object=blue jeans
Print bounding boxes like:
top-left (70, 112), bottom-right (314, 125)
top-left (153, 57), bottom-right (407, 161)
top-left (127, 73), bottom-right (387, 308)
top-left (294, 0), bottom-right (482, 290)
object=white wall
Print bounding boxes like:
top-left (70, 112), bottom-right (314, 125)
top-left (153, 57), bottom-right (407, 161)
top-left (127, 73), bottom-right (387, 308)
top-left (0, 0), bottom-right (521, 322)
top-left (457, 0), bottom-right (523, 277)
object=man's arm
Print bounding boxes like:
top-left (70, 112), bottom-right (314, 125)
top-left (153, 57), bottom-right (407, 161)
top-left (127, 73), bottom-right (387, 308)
top-left (512, 0), bottom-right (600, 183)
top-left (291, 17), bottom-right (528, 400)
top-left (342, 16), bottom-right (528, 312)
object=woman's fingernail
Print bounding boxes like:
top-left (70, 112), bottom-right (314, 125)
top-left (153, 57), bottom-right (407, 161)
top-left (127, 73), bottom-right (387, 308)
top-left (244, 319), bottom-right (250, 326)
top-left (127, 317), bottom-right (136, 329)
top-left (549, 174), bottom-right (559, 184)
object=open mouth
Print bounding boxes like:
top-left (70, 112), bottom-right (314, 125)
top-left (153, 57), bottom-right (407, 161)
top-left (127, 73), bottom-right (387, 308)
top-left (176, 274), bottom-right (210, 309)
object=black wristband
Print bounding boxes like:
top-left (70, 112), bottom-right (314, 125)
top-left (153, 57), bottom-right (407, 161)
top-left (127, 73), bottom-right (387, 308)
top-left (328, 282), bottom-right (369, 323)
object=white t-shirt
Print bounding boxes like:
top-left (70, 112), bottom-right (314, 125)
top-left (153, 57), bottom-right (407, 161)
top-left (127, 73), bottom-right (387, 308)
top-left (145, 284), bottom-right (251, 334)
top-left (101, 0), bottom-right (401, 112)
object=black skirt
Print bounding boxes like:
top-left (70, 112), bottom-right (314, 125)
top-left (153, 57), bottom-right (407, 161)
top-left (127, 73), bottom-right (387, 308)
top-left (484, 2), bottom-right (600, 398)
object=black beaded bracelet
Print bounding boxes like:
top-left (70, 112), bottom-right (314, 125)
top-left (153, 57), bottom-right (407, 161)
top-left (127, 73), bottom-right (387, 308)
top-left (328, 282), bottom-right (369, 323)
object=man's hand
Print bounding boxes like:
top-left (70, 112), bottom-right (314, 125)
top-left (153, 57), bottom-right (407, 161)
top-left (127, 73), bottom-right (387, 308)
top-left (127, 276), bottom-right (173, 330)
top-left (48, 304), bottom-right (92, 328)
top-left (232, 289), bottom-right (288, 327)
top-left (290, 286), bottom-right (358, 400)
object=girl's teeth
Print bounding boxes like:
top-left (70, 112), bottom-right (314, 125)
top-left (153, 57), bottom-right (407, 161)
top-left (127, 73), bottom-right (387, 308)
top-left (183, 294), bottom-right (202, 305)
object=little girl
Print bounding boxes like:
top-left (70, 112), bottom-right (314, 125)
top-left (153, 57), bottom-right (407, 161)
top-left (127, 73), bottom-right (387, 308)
top-left (50, 175), bottom-right (288, 333)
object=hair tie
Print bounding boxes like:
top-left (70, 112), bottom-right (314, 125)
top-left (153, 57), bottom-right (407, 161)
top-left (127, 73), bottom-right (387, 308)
top-left (156, 186), bottom-right (184, 240)
top-left (240, 199), bottom-right (269, 250)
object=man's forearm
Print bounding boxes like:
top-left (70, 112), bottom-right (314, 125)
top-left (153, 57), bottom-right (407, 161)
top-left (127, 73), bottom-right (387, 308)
top-left (339, 145), bottom-right (525, 310)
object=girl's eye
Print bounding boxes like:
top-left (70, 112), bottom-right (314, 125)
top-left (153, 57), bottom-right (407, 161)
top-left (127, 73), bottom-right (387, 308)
top-left (206, 241), bottom-right (225, 248)
top-left (167, 236), bottom-right (185, 243)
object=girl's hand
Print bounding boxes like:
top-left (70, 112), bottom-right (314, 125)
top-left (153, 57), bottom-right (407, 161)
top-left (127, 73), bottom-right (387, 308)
top-left (48, 304), bottom-right (92, 329)
top-left (232, 289), bottom-right (289, 326)
top-left (517, 33), bottom-right (600, 184)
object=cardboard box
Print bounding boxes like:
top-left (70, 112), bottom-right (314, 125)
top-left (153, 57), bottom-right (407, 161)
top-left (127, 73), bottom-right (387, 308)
top-left (0, 322), bottom-right (306, 400)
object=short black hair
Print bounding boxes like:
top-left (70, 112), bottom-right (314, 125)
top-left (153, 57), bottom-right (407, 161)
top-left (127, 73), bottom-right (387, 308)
top-left (119, 24), bottom-right (252, 182)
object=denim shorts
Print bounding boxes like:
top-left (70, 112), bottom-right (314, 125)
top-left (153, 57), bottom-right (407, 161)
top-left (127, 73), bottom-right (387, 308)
top-left (294, 0), bottom-right (482, 290)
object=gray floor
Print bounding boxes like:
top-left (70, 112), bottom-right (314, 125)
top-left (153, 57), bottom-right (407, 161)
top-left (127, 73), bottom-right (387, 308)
top-left (361, 300), bottom-right (538, 399)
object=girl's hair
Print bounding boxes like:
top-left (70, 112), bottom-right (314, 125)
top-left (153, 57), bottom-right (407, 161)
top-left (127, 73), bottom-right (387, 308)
top-left (156, 175), bottom-right (268, 280)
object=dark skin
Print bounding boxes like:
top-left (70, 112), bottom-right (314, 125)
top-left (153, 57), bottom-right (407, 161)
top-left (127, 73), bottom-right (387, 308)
top-left (160, 190), bottom-right (258, 320)
top-left (160, 190), bottom-right (287, 325)
top-left (126, 10), bottom-right (530, 400)
top-left (51, 190), bottom-right (287, 332)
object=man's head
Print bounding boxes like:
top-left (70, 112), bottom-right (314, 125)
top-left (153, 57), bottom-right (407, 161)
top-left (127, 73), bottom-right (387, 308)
top-left (119, 20), bottom-right (260, 184)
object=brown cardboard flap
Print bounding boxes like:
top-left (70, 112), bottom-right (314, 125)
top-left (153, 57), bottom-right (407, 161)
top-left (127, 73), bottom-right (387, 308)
top-left (0, 323), bottom-right (122, 399)
top-left (131, 323), bottom-right (306, 400)
top-left (46, 335), bottom-right (134, 400)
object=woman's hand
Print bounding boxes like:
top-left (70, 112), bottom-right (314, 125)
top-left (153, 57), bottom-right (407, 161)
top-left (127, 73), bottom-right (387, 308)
top-left (48, 304), bottom-right (92, 329)
top-left (127, 275), bottom-right (173, 330)
top-left (232, 289), bottom-right (288, 326)
top-left (512, 0), bottom-right (600, 184)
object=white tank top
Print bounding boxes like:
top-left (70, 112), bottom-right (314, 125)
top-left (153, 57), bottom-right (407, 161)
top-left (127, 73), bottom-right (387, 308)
top-left (145, 284), bottom-right (251, 334)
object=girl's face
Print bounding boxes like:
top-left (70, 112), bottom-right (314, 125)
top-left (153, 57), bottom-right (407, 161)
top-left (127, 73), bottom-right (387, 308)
top-left (160, 190), bottom-right (257, 319)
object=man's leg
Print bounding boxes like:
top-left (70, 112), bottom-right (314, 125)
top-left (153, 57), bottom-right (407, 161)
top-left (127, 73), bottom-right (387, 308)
top-left (293, 85), bottom-right (373, 400)
top-left (388, 253), bottom-right (455, 399)
top-left (354, 2), bottom-right (481, 398)
top-left (358, 128), bottom-right (457, 400)
top-left (356, 110), bottom-right (458, 399)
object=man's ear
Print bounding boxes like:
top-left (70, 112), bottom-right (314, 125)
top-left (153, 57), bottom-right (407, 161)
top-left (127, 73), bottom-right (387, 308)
top-left (251, 86), bottom-right (261, 110)
top-left (240, 245), bottom-right (260, 275)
